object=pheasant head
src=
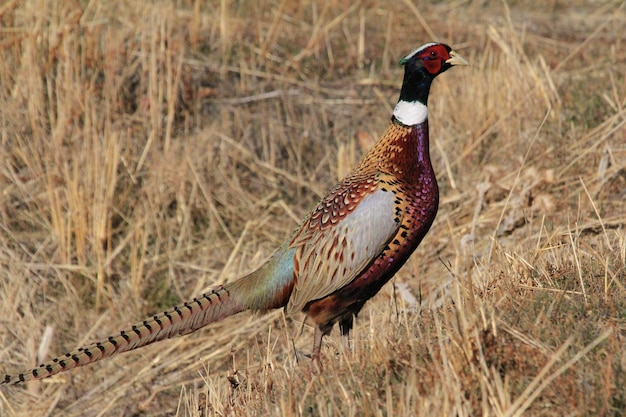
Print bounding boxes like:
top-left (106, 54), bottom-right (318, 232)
top-left (394, 42), bottom-right (468, 126)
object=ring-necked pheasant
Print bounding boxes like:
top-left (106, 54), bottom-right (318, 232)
top-left (2, 42), bottom-right (467, 384)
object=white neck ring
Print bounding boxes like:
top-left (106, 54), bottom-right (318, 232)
top-left (393, 100), bottom-right (428, 126)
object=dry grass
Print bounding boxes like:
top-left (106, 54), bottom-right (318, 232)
top-left (1, 0), bottom-right (625, 416)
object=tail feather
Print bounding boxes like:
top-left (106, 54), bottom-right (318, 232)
top-left (2, 285), bottom-right (243, 385)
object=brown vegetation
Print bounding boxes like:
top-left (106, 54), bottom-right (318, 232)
top-left (0, 0), bottom-right (625, 416)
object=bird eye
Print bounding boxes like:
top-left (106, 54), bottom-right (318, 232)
top-left (429, 51), bottom-right (437, 58)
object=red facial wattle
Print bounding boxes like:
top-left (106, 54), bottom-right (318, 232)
top-left (419, 44), bottom-right (451, 75)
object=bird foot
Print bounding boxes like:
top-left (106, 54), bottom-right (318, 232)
top-left (310, 351), bottom-right (323, 374)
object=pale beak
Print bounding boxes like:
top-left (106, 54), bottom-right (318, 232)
top-left (445, 50), bottom-right (469, 67)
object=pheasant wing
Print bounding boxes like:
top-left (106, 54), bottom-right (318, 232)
top-left (287, 174), bottom-right (399, 313)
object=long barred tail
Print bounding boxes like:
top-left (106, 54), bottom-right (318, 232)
top-left (2, 285), bottom-right (244, 385)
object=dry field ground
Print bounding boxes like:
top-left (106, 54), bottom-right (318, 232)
top-left (1, 0), bottom-right (625, 416)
